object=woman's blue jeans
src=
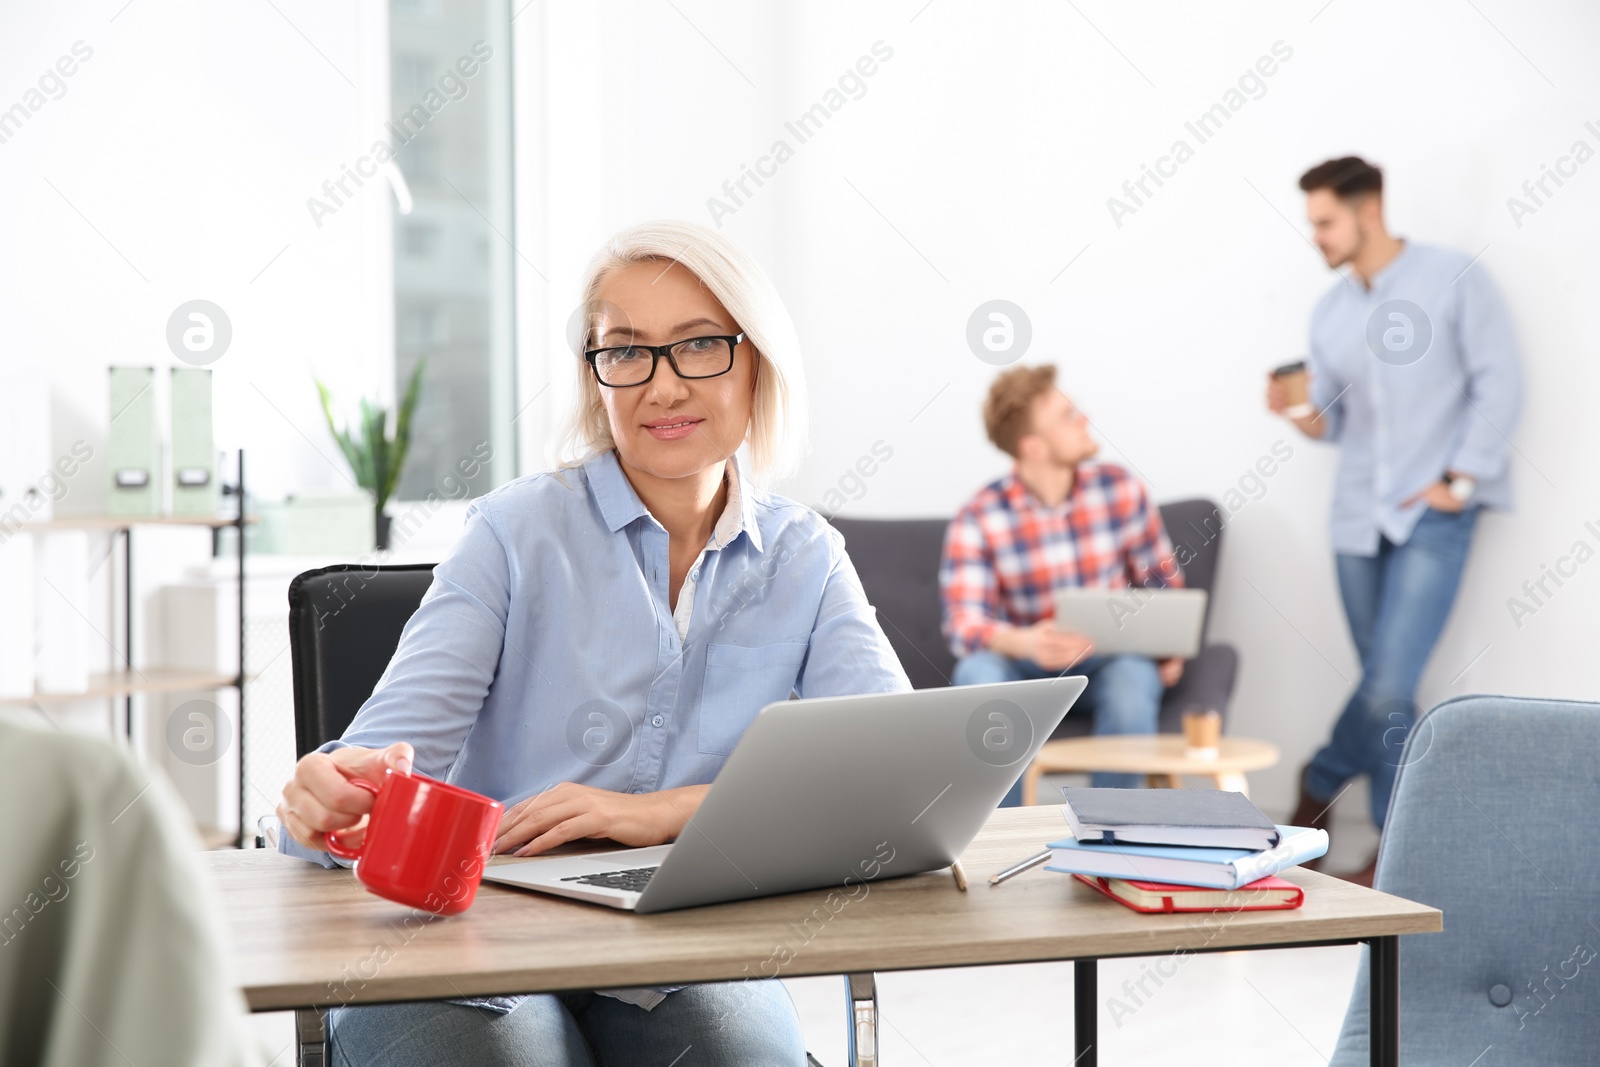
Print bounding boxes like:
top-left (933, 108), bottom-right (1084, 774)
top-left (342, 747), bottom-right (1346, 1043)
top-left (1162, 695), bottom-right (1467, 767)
top-left (328, 980), bottom-right (806, 1066)
top-left (1307, 505), bottom-right (1479, 829)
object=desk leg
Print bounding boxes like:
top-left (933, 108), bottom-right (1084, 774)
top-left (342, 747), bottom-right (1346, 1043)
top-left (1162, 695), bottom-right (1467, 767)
top-left (1370, 936), bottom-right (1399, 1067)
top-left (295, 1008), bottom-right (327, 1067)
top-left (1074, 958), bottom-right (1097, 1066)
top-left (844, 973), bottom-right (878, 1067)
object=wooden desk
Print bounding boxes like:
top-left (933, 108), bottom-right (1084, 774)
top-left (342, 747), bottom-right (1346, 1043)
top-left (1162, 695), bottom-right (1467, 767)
top-left (208, 807), bottom-right (1438, 1067)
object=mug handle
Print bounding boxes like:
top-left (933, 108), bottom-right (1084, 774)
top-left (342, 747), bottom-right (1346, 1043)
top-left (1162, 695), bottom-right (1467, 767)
top-left (324, 778), bottom-right (382, 860)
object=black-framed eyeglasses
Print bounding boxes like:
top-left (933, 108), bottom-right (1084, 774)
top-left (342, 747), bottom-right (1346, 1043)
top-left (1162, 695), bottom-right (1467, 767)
top-left (584, 333), bottom-right (745, 388)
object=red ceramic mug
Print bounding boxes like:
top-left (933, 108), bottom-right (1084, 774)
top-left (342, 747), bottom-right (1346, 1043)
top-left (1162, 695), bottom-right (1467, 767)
top-left (325, 769), bottom-right (504, 915)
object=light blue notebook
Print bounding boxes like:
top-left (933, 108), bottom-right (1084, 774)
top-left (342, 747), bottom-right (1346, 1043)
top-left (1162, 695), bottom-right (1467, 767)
top-left (1045, 824), bottom-right (1329, 890)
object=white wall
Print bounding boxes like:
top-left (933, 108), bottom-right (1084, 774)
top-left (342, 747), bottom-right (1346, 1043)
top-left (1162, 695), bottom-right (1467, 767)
top-left (0, 0), bottom-right (416, 756)
top-left (517, 0), bottom-right (1600, 819)
top-left (1, 0), bottom-right (396, 506)
top-left (8, 1), bottom-right (1597, 824)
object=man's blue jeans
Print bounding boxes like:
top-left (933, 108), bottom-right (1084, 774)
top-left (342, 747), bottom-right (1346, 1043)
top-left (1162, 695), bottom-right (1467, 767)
top-left (951, 651), bottom-right (1163, 803)
top-left (1308, 505), bottom-right (1479, 830)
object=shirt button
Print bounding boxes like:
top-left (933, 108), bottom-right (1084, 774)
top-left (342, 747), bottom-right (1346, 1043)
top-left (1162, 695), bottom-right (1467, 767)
top-left (690, 568), bottom-right (700, 581)
top-left (1488, 983), bottom-right (1512, 1007)
top-left (652, 715), bottom-right (664, 728)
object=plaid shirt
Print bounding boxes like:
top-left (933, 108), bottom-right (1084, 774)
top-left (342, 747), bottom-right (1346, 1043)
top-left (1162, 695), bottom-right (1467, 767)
top-left (940, 463), bottom-right (1184, 657)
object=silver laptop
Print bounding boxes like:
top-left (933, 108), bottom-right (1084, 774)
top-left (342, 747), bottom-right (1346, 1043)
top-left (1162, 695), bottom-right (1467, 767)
top-left (1053, 587), bottom-right (1207, 658)
top-left (482, 676), bottom-right (1086, 913)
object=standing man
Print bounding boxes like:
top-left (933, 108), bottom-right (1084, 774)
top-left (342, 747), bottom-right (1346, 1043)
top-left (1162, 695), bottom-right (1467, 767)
top-left (942, 364), bottom-right (1186, 805)
top-left (1271, 157), bottom-right (1522, 884)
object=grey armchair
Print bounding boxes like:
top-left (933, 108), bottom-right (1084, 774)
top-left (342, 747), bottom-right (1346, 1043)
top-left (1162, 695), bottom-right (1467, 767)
top-left (829, 498), bottom-right (1239, 737)
top-left (1331, 694), bottom-right (1600, 1064)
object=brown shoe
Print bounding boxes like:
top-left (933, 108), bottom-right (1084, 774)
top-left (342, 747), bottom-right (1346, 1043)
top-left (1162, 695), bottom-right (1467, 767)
top-left (1333, 851), bottom-right (1378, 888)
top-left (1287, 766), bottom-right (1334, 871)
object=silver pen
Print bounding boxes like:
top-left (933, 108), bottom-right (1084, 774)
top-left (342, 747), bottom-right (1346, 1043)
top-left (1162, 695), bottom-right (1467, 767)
top-left (989, 849), bottom-right (1052, 886)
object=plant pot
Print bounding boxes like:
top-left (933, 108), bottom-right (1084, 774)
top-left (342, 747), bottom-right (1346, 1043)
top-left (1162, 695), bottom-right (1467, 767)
top-left (375, 511), bottom-right (392, 551)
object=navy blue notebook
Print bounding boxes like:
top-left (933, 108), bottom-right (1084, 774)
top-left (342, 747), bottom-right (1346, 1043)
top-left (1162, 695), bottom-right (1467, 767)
top-left (1060, 787), bottom-right (1280, 850)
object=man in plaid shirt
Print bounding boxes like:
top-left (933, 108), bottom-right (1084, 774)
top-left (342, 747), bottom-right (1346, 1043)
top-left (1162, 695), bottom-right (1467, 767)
top-left (941, 365), bottom-right (1185, 803)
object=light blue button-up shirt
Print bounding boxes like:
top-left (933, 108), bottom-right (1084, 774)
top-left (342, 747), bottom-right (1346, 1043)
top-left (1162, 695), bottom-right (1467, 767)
top-left (1307, 241), bottom-right (1523, 555)
top-left (280, 448), bottom-right (909, 1009)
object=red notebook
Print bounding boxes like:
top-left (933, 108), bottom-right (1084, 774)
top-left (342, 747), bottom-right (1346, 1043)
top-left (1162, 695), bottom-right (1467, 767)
top-left (1073, 874), bottom-right (1303, 913)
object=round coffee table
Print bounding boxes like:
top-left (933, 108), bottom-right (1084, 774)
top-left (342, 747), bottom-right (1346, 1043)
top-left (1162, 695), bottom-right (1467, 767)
top-left (1020, 735), bottom-right (1280, 805)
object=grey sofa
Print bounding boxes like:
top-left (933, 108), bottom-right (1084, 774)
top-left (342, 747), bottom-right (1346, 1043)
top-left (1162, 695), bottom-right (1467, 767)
top-left (829, 498), bottom-right (1239, 737)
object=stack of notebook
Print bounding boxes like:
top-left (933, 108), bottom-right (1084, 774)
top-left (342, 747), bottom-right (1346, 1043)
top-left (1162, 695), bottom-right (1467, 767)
top-left (1046, 787), bottom-right (1329, 913)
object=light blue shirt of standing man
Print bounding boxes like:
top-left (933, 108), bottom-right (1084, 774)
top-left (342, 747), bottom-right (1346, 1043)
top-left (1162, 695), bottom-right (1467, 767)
top-left (1307, 241), bottom-right (1522, 555)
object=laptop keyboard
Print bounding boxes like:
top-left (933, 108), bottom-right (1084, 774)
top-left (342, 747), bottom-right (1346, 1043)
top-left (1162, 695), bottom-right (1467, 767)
top-left (560, 866), bottom-right (659, 893)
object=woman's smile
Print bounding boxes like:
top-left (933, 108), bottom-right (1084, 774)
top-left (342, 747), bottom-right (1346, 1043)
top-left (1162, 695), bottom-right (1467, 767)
top-left (642, 415), bottom-right (705, 440)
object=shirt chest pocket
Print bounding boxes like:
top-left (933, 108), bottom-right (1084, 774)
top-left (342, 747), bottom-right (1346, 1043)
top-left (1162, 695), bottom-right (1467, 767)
top-left (697, 640), bottom-right (809, 756)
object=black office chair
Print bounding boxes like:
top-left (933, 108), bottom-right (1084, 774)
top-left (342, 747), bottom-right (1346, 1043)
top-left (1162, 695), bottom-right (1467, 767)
top-left (284, 563), bottom-right (435, 1067)
top-left (282, 562), bottom-right (844, 1067)
top-left (829, 498), bottom-right (1240, 736)
top-left (287, 563), bottom-right (437, 757)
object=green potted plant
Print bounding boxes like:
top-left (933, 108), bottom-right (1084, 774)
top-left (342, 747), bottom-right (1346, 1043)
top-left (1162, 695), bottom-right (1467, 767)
top-left (316, 362), bottom-right (425, 550)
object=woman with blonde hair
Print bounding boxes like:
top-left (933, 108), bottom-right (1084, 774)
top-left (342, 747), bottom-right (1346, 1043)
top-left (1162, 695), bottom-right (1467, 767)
top-left (276, 220), bottom-right (910, 1066)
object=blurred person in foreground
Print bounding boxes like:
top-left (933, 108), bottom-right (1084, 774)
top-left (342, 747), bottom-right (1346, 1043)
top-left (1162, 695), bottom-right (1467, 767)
top-left (0, 712), bottom-right (262, 1067)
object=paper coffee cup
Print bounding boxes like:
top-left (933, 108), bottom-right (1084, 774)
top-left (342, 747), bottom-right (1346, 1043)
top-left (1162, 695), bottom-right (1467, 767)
top-left (1272, 361), bottom-right (1314, 418)
top-left (1182, 709), bottom-right (1222, 759)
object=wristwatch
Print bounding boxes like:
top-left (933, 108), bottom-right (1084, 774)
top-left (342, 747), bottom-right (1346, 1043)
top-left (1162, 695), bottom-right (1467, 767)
top-left (1442, 472), bottom-right (1477, 503)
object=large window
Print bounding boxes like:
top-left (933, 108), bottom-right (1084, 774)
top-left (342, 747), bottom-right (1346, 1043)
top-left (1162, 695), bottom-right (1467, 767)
top-left (389, 0), bottom-right (516, 499)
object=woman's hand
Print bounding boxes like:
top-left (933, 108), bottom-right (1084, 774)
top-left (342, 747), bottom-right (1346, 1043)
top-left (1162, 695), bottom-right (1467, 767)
top-left (277, 741), bottom-right (414, 852)
top-left (494, 783), bottom-right (710, 858)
